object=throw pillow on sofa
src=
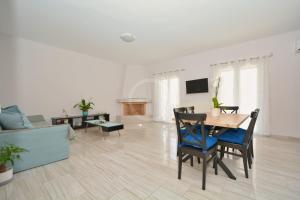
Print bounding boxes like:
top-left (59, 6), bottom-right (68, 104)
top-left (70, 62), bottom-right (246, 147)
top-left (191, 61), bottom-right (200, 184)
top-left (0, 105), bottom-right (33, 130)
top-left (2, 105), bottom-right (23, 113)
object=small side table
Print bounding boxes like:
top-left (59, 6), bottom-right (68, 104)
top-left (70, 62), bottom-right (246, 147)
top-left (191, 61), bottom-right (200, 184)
top-left (85, 120), bottom-right (124, 137)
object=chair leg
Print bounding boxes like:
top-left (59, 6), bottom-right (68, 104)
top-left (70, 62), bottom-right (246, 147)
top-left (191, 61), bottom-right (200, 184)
top-left (202, 156), bottom-right (207, 190)
top-left (190, 155), bottom-right (194, 167)
top-left (220, 146), bottom-right (225, 160)
top-left (247, 149), bottom-right (252, 169)
top-left (250, 141), bottom-right (254, 158)
top-left (242, 150), bottom-right (249, 178)
top-left (178, 151), bottom-right (182, 179)
top-left (214, 155), bottom-right (218, 175)
top-left (197, 157), bottom-right (201, 164)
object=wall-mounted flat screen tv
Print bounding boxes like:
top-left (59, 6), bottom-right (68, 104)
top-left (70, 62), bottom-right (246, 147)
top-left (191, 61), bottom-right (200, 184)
top-left (186, 78), bottom-right (209, 94)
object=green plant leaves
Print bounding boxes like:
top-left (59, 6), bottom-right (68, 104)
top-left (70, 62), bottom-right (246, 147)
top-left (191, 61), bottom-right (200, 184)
top-left (73, 98), bottom-right (95, 112)
top-left (0, 144), bottom-right (28, 166)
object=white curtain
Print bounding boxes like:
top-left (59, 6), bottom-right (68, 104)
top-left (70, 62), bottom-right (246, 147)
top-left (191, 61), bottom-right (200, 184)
top-left (153, 74), bottom-right (179, 122)
top-left (213, 58), bottom-right (270, 135)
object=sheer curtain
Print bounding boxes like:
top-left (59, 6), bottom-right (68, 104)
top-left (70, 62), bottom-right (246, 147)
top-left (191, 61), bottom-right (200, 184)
top-left (213, 58), bottom-right (270, 135)
top-left (153, 74), bottom-right (179, 122)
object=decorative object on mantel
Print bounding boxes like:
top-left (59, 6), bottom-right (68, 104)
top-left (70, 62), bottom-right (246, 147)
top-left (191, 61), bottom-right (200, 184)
top-left (0, 144), bottom-right (28, 185)
top-left (73, 98), bottom-right (94, 117)
top-left (211, 77), bottom-right (222, 117)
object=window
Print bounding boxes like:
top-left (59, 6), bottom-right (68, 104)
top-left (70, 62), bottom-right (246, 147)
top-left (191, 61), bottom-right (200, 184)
top-left (239, 65), bottom-right (257, 114)
top-left (214, 59), bottom-right (270, 135)
top-left (218, 69), bottom-right (234, 106)
top-left (217, 64), bottom-right (258, 115)
top-left (153, 75), bottom-right (179, 122)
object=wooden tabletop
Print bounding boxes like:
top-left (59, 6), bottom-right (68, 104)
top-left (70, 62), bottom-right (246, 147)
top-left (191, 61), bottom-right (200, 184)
top-left (204, 113), bottom-right (249, 129)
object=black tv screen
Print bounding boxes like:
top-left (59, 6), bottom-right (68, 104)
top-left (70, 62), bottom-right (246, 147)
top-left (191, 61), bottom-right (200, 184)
top-left (186, 78), bottom-right (209, 94)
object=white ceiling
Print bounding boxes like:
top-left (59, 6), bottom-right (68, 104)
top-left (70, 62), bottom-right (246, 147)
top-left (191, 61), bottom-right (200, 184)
top-left (1, 0), bottom-right (300, 64)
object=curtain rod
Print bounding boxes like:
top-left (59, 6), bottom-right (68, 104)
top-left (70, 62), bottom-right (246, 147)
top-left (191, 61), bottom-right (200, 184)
top-left (210, 53), bottom-right (273, 67)
top-left (152, 68), bottom-right (186, 76)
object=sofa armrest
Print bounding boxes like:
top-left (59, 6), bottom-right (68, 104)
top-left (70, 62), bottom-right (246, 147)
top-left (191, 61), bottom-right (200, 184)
top-left (0, 124), bottom-right (70, 173)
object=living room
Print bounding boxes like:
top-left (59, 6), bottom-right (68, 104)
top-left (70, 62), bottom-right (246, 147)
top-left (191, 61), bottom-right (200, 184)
top-left (0, 1), bottom-right (300, 200)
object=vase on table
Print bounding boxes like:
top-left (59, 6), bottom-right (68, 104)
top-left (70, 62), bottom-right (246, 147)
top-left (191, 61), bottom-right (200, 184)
top-left (211, 108), bottom-right (220, 117)
top-left (0, 166), bottom-right (13, 186)
top-left (82, 111), bottom-right (88, 117)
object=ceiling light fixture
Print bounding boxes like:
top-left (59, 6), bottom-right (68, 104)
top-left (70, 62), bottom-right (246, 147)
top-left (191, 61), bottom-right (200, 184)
top-left (120, 33), bottom-right (136, 43)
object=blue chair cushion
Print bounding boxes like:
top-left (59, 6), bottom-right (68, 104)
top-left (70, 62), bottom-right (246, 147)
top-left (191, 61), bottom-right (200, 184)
top-left (195, 124), bottom-right (211, 132)
top-left (216, 128), bottom-right (246, 145)
top-left (0, 105), bottom-right (33, 130)
top-left (180, 128), bottom-right (217, 150)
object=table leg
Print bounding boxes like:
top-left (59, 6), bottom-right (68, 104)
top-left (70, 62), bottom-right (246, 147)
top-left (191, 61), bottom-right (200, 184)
top-left (101, 128), bottom-right (106, 139)
top-left (216, 156), bottom-right (236, 180)
top-left (85, 123), bottom-right (88, 133)
top-left (118, 130), bottom-right (120, 136)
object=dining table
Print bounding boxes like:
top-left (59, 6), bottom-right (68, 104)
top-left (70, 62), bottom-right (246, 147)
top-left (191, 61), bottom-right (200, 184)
top-left (204, 112), bottom-right (249, 129)
top-left (181, 112), bottom-right (249, 180)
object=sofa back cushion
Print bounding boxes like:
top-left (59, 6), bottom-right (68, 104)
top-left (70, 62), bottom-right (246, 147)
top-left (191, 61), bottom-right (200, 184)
top-left (0, 105), bottom-right (33, 130)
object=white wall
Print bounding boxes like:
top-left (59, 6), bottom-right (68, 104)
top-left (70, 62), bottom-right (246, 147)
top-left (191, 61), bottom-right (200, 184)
top-left (0, 34), bottom-right (18, 105)
top-left (0, 33), bottom-right (125, 120)
top-left (121, 65), bottom-right (151, 99)
top-left (120, 64), bottom-right (152, 116)
top-left (148, 30), bottom-right (300, 138)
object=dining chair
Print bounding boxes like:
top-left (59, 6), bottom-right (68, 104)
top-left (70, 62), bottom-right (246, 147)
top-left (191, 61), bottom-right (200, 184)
top-left (173, 107), bottom-right (194, 165)
top-left (219, 106), bottom-right (239, 114)
top-left (215, 109), bottom-right (260, 178)
top-left (216, 106), bottom-right (239, 153)
top-left (186, 106), bottom-right (195, 114)
top-left (174, 111), bottom-right (218, 190)
top-left (174, 107), bottom-right (188, 113)
top-left (180, 106), bottom-right (210, 164)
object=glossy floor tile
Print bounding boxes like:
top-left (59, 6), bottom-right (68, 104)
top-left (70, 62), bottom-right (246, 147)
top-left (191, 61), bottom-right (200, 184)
top-left (0, 122), bottom-right (300, 200)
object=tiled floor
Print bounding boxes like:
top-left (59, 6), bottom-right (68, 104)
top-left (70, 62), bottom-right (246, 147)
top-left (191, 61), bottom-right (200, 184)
top-left (0, 122), bottom-right (300, 200)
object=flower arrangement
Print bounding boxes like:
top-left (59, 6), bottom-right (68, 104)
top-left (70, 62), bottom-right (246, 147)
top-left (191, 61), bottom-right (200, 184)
top-left (73, 98), bottom-right (94, 117)
top-left (0, 143), bottom-right (27, 173)
top-left (212, 77), bottom-right (222, 108)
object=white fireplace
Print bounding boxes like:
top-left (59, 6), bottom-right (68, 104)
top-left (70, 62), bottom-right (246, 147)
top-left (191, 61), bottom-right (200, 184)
top-left (117, 98), bottom-right (151, 116)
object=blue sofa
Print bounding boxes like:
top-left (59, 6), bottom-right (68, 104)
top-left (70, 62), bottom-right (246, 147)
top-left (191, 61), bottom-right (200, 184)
top-left (0, 115), bottom-right (70, 173)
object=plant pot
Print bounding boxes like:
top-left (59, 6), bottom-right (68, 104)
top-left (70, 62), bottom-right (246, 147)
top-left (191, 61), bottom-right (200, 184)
top-left (211, 108), bottom-right (220, 117)
top-left (0, 167), bottom-right (13, 186)
top-left (82, 111), bottom-right (88, 117)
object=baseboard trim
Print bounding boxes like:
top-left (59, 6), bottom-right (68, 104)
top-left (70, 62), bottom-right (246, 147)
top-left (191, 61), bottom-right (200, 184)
top-left (255, 134), bottom-right (300, 141)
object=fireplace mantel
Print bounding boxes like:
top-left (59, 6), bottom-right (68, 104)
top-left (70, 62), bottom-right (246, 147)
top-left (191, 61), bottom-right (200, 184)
top-left (117, 98), bottom-right (151, 116)
top-left (117, 98), bottom-right (151, 103)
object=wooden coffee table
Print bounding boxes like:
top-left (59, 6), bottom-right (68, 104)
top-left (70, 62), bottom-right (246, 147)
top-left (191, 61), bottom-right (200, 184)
top-left (85, 120), bottom-right (124, 137)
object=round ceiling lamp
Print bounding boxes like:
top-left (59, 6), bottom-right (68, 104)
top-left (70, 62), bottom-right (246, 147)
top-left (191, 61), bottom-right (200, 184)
top-left (120, 33), bottom-right (136, 43)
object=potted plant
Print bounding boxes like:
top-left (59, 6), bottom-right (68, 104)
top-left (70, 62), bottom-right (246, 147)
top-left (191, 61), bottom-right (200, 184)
top-left (0, 144), bottom-right (27, 185)
top-left (73, 98), bottom-right (94, 117)
top-left (211, 77), bottom-right (222, 117)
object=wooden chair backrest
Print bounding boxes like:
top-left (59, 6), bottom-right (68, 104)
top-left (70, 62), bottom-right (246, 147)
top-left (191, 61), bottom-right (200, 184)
top-left (174, 111), bottom-right (208, 150)
top-left (220, 106), bottom-right (239, 114)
